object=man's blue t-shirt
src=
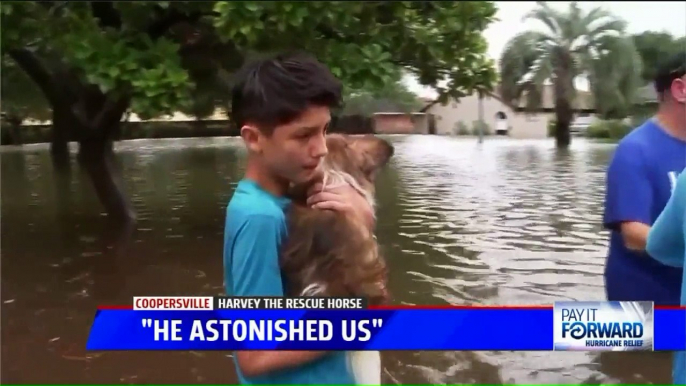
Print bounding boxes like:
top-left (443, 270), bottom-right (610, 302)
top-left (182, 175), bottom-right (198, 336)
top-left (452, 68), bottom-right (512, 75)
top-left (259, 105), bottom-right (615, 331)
top-left (603, 118), bottom-right (685, 305)
top-left (646, 170), bottom-right (686, 385)
top-left (223, 179), bottom-right (355, 385)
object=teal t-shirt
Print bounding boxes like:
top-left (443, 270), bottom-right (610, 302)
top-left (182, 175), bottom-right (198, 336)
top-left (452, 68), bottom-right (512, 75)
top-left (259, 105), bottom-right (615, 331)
top-left (223, 179), bottom-right (355, 385)
top-left (646, 169), bottom-right (686, 385)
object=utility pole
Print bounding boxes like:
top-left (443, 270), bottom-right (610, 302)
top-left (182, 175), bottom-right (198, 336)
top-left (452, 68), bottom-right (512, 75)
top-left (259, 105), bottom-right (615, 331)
top-left (477, 89), bottom-right (484, 144)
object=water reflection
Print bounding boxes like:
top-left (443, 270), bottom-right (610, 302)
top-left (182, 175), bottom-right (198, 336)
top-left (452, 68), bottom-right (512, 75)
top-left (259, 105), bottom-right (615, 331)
top-left (1, 136), bottom-right (672, 384)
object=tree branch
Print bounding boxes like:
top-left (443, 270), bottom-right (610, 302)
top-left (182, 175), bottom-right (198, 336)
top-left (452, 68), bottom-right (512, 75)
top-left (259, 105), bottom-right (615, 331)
top-left (147, 10), bottom-right (216, 40)
top-left (91, 2), bottom-right (122, 29)
top-left (419, 100), bottom-right (439, 113)
top-left (93, 95), bottom-right (131, 138)
top-left (7, 49), bottom-right (62, 107)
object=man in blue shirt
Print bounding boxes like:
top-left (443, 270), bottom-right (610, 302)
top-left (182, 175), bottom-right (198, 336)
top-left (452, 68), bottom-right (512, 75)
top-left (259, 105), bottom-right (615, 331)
top-left (645, 52), bottom-right (686, 386)
top-left (603, 51), bottom-right (686, 307)
top-left (223, 52), bottom-right (374, 384)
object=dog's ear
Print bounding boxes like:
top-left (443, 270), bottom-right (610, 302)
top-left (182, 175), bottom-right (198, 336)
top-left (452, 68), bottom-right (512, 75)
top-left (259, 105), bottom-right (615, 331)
top-left (349, 136), bottom-right (394, 180)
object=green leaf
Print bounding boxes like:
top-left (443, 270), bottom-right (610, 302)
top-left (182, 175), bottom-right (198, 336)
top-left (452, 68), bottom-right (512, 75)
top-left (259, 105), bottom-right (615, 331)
top-left (296, 6), bottom-right (308, 20)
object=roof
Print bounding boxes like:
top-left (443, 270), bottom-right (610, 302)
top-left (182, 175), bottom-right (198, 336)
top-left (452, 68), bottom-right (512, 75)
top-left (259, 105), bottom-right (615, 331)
top-left (372, 112), bottom-right (427, 116)
top-left (502, 84), bottom-right (595, 111)
top-left (421, 84), bottom-right (595, 113)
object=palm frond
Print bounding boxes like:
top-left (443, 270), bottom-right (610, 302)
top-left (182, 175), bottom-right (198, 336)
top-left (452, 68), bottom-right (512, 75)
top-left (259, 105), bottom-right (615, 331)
top-left (580, 7), bottom-right (613, 26)
top-left (587, 19), bottom-right (626, 39)
top-left (587, 36), bottom-right (642, 118)
top-left (499, 31), bottom-right (551, 104)
top-left (523, 7), bottom-right (560, 37)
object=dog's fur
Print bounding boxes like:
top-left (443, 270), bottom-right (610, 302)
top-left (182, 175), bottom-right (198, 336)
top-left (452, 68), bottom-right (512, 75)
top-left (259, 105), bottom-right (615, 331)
top-left (280, 133), bottom-right (394, 385)
top-left (281, 134), bottom-right (394, 304)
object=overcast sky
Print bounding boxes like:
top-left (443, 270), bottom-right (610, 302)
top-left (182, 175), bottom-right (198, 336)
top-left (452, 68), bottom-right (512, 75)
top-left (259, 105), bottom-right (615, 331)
top-left (405, 1), bottom-right (686, 98)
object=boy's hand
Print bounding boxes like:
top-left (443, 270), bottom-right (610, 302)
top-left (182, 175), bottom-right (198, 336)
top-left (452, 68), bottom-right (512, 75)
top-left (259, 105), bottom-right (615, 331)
top-left (306, 182), bottom-right (375, 229)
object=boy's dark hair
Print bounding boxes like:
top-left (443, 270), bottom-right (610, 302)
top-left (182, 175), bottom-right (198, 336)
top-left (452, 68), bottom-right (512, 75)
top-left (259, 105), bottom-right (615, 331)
top-left (231, 52), bottom-right (342, 135)
top-left (655, 50), bottom-right (686, 99)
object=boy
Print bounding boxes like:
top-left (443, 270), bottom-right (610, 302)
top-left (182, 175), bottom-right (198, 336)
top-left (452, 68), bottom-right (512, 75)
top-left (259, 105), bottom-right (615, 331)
top-left (223, 52), bottom-right (372, 384)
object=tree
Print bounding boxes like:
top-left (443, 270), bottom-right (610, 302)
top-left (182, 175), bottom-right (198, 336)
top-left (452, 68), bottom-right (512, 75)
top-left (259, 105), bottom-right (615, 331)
top-left (341, 71), bottom-right (423, 116)
top-left (632, 31), bottom-right (686, 84)
top-left (1, 56), bottom-right (52, 144)
top-left (499, 1), bottom-right (642, 148)
top-left (2, 1), bottom-right (498, 222)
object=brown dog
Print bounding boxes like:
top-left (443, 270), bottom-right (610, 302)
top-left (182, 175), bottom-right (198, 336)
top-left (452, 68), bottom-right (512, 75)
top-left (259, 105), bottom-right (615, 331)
top-left (280, 133), bottom-right (394, 306)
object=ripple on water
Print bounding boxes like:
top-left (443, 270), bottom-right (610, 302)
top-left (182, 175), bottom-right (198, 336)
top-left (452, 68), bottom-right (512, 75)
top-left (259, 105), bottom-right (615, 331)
top-left (377, 136), bottom-right (666, 384)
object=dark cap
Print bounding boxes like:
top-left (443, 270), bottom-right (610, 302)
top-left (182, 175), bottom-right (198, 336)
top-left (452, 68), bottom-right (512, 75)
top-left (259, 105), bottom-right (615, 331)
top-left (655, 50), bottom-right (686, 96)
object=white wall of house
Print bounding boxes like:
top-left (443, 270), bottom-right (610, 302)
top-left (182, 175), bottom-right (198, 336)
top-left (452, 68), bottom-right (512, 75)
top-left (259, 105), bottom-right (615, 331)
top-left (426, 93), bottom-right (554, 139)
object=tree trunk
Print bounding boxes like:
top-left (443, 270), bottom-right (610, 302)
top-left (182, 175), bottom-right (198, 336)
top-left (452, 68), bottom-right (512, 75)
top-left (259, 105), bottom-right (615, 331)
top-left (7, 116), bottom-right (23, 145)
top-left (477, 90), bottom-right (485, 144)
top-left (51, 108), bottom-right (72, 170)
top-left (78, 131), bottom-right (136, 223)
top-left (554, 101), bottom-right (573, 149)
top-left (553, 70), bottom-right (574, 149)
top-left (92, 218), bottom-right (136, 301)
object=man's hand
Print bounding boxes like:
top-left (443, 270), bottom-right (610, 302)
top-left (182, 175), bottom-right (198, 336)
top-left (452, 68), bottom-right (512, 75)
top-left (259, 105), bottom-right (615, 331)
top-left (306, 182), bottom-right (375, 230)
top-left (620, 221), bottom-right (651, 251)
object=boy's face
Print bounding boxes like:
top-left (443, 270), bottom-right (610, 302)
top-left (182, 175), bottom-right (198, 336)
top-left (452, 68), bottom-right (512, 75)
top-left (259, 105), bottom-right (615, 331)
top-left (242, 105), bottom-right (330, 185)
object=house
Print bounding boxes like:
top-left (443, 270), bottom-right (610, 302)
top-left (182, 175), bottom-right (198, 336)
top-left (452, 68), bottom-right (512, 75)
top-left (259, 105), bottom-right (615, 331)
top-left (423, 85), bottom-right (597, 139)
top-left (371, 112), bottom-right (433, 134)
top-left (635, 84), bottom-right (658, 105)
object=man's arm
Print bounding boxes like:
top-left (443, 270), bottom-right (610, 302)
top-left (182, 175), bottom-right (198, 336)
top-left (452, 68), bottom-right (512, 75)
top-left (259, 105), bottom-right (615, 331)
top-left (228, 214), bottom-right (327, 377)
top-left (647, 171), bottom-right (686, 267)
top-left (603, 142), bottom-right (653, 252)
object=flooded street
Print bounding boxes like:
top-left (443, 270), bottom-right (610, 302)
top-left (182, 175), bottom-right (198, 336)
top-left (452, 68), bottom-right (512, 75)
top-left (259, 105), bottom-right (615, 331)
top-left (1, 135), bottom-right (673, 384)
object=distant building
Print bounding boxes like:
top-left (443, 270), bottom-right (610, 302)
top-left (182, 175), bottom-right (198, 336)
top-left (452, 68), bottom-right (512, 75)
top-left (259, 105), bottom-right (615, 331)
top-left (422, 85), bottom-right (597, 139)
top-left (371, 112), bottom-right (433, 134)
top-left (634, 84), bottom-right (659, 106)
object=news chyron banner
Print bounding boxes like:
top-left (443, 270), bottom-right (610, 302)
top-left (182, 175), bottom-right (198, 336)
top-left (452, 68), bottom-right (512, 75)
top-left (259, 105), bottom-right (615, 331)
top-left (85, 297), bottom-right (685, 351)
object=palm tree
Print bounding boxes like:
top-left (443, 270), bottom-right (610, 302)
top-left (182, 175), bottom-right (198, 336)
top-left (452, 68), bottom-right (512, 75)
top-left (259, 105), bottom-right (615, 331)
top-left (499, 1), bottom-right (642, 148)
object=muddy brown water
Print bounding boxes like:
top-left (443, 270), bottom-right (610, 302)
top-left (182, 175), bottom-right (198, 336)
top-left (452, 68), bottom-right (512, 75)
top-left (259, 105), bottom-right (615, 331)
top-left (1, 135), bottom-right (674, 384)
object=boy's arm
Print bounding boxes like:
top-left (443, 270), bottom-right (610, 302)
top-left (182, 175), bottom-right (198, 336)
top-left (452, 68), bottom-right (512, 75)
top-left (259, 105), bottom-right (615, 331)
top-left (647, 172), bottom-right (686, 267)
top-left (603, 142), bottom-right (653, 251)
top-left (228, 214), bottom-right (327, 377)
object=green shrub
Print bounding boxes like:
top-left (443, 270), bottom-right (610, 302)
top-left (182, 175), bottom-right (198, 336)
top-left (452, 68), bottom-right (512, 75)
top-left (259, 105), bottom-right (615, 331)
top-left (471, 120), bottom-right (491, 136)
top-left (585, 121), bottom-right (609, 138)
top-left (586, 119), bottom-right (633, 140)
top-left (453, 121), bottom-right (470, 135)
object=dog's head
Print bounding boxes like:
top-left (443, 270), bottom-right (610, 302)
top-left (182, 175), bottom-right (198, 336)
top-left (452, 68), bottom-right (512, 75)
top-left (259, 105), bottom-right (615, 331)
top-left (288, 133), bottom-right (394, 208)
top-left (319, 134), bottom-right (394, 196)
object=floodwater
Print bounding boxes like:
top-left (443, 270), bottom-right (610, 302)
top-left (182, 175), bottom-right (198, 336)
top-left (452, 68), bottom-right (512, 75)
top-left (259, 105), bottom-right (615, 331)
top-left (1, 135), bottom-right (674, 384)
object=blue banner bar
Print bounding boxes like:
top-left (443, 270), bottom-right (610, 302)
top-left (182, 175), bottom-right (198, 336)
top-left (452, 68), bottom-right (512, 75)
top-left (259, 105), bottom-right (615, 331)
top-left (86, 307), bottom-right (685, 351)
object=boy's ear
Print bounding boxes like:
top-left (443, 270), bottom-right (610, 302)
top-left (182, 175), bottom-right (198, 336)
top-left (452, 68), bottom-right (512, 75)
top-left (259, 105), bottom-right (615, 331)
top-left (240, 125), bottom-right (262, 153)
